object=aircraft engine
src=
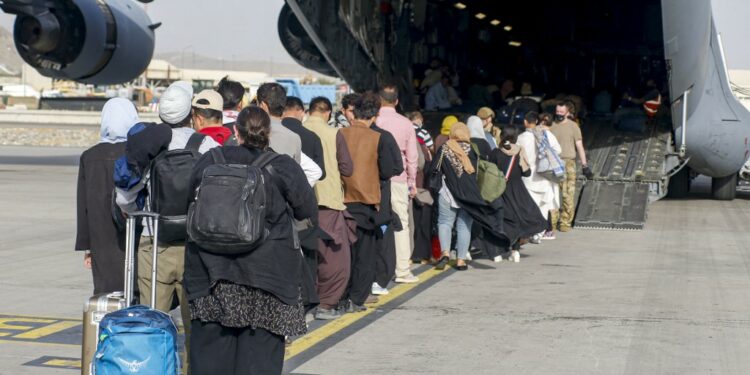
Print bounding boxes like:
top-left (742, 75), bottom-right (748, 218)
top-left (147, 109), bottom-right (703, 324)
top-left (277, 3), bottom-right (337, 78)
top-left (3, 0), bottom-right (156, 84)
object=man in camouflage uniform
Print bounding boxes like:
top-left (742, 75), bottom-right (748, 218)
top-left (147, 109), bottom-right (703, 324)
top-left (549, 100), bottom-right (593, 231)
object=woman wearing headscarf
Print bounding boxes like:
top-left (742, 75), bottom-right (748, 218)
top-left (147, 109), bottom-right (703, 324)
top-left (433, 115), bottom-right (458, 152)
top-left (467, 115), bottom-right (492, 158)
top-left (488, 126), bottom-right (548, 262)
top-left (76, 98), bottom-right (140, 294)
top-left (432, 123), bottom-right (509, 270)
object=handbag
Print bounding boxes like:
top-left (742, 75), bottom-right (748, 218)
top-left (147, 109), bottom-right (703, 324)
top-left (427, 149), bottom-right (445, 192)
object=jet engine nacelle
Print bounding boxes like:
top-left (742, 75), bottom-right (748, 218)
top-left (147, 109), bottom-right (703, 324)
top-left (7, 0), bottom-right (155, 84)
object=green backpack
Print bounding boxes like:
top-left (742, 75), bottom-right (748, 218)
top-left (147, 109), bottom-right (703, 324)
top-left (471, 144), bottom-right (507, 202)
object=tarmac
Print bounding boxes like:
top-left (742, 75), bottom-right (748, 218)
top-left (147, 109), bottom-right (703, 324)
top-left (2, 145), bottom-right (750, 374)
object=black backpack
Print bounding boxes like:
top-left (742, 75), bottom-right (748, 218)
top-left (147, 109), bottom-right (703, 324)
top-left (149, 132), bottom-right (205, 243)
top-left (187, 147), bottom-right (280, 255)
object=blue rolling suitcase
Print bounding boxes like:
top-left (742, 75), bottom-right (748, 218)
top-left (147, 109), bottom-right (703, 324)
top-left (92, 212), bottom-right (180, 375)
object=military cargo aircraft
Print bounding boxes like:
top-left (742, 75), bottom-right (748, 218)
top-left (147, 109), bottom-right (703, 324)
top-left (2, 0), bottom-right (748, 229)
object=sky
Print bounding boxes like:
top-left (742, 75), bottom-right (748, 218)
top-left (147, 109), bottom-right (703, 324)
top-left (0, 0), bottom-right (749, 68)
top-left (0, 0), bottom-right (295, 64)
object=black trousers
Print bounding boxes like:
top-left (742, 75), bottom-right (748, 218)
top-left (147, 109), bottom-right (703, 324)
top-left (345, 227), bottom-right (378, 306)
top-left (190, 321), bottom-right (285, 375)
top-left (411, 201), bottom-right (434, 262)
top-left (374, 227), bottom-right (396, 288)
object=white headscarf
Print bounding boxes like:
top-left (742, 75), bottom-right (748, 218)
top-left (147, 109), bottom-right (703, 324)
top-left (100, 98), bottom-right (139, 144)
top-left (466, 115), bottom-right (485, 139)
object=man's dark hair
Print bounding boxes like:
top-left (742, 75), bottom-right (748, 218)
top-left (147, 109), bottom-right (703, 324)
top-left (284, 96), bottom-right (305, 112)
top-left (236, 106), bottom-right (271, 149)
top-left (557, 100), bottom-right (576, 115)
top-left (524, 111), bottom-right (539, 125)
top-left (354, 92), bottom-right (381, 120)
top-left (193, 107), bottom-right (223, 123)
top-left (309, 96), bottom-right (332, 113)
top-left (378, 83), bottom-right (399, 105)
top-left (341, 93), bottom-right (360, 110)
top-left (216, 76), bottom-right (245, 110)
top-left (256, 82), bottom-right (287, 117)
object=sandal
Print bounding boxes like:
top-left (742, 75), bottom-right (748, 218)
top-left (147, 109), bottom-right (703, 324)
top-left (435, 256), bottom-right (450, 270)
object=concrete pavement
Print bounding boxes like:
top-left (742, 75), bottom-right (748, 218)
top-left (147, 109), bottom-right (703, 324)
top-left (2, 145), bottom-right (750, 374)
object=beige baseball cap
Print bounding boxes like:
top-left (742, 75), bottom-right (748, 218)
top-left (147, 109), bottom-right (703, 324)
top-left (192, 89), bottom-right (223, 112)
top-left (477, 107), bottom-right (495, 120)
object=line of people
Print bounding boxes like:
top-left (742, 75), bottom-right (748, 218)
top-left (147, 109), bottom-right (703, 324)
top-left (75, 75), bottom-right (593, 373)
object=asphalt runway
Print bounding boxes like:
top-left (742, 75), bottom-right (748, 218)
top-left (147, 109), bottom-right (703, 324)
top-left (2, 146), bottom-right (750, 374)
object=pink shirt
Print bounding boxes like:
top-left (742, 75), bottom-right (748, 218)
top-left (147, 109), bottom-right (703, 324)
top-left (376, 107), bottom-right (418, 187)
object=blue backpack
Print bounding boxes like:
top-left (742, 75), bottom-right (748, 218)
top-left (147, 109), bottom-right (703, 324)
top-left (93, 305), bottom-right (179, 374)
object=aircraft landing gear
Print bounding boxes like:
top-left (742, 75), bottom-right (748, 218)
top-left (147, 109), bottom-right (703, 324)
top-left (712, 173), bottom-right (737, 201)
top-left (667, 166), bottom-right (690, 199)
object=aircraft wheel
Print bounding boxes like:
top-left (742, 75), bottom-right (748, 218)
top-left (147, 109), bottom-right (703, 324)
top-left (667, 166), bottom-right (690, 199)
top-left (712, 173), bottom-right (737, 201)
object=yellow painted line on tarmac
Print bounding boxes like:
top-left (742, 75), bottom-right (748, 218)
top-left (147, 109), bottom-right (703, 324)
top-left (0, 317), bottom-right (56, 331)
top-left (0, 339), bottom-right (80, 349)
top-left (44, 358), bottom-right (81, 368)
top-left (286, 267), bottom-right (447, 359)
top-left (13, 320), bottom-right (81, 339)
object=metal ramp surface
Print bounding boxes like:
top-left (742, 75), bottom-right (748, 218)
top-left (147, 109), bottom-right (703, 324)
top-left (573, 116), bottom-right (671, 230)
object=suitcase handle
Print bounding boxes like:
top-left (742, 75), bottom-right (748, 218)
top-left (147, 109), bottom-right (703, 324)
top-left (124, 212), bottom-right (160, 309)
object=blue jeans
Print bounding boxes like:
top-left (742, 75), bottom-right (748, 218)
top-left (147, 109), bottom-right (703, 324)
top-left (437, 196), bottom-right (474, 260)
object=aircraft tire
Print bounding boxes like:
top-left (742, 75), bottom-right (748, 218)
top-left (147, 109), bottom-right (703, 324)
top-left (712, 173), bottom-right (737, 201)
top-left (667, 166), bottom-right (690, 199)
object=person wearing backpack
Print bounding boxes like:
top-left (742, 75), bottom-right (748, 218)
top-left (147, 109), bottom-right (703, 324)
top-left (116, 81), bottom-right (220, 373)
top-left (185, 106), bottom-right (317, 375)
top-left (467, 115), bottom-right (493, 158)
top-left (489, 126), bottom-right (549, 263)
top-left (517, 112), bottom-right (563, 240)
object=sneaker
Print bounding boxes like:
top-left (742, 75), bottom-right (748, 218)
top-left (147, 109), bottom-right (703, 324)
top-left (493, 255), bottom-right (503, 263)
top-left (371, 282), bottom-right (389, 295)
top-left (315, 308), bottom-right (340, 320)
top-left (510, 250), bottom-right (520, 263)
top-left (542, 231), bottom-right (556, 240)
top-left (530, 234), bottom-right (542, 244)
top-left (395, 274), bottom-right (419, 284)
top-left (466, 251), bottom-right (473, 261)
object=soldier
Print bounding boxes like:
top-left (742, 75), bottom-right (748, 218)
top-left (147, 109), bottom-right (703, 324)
top-left (549, 100), bottom-right (593, 232)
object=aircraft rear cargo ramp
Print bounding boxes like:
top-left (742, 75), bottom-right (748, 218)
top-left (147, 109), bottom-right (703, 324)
top-left (574, 116), bottom-right (672, 230)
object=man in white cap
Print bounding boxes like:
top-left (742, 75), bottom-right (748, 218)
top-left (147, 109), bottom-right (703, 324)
top-left (117, 80), bottom-right (219, 373)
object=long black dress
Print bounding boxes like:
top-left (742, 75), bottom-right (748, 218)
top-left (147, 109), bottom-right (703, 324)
top-left (76, 143), bottom-right (128, 294)
top-left (489, 148), bottom-right (548, 249)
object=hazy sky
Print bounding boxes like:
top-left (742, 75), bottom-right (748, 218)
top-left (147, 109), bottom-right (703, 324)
top-left (0, 0), bottom-right (295, 63)
top-left (0, 0), bottom-right (749, 68)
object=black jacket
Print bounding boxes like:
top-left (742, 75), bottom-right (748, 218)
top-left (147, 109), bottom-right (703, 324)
top-left (282, 117), bottom-right (326, 179)
top-left (184, 145), bottom-right (318, 305)
top-left (435, 144), bottom-right (509, 247)
top-left (76, 143), bottom-right (127, 254)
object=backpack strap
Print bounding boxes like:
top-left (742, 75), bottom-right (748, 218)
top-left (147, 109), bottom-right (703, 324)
top-left (506, 154), bottom-right (517, 181)
top-left (251, 151), bottom-right (281, 170)
top-left (185, 133), bottom-right (206, 153)
top-left (209, 147), bottom-right (226, 164)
